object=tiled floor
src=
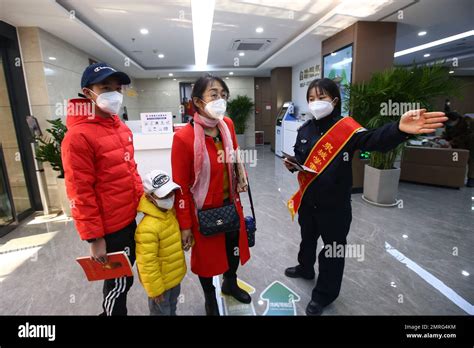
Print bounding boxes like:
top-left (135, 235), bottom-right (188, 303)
top-left (0, 145), bottom-right (472, 315)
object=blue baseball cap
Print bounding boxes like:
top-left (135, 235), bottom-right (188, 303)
top-left (81, 62), bottom-right (131, 88)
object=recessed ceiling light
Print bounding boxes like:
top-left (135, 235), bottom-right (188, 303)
top-left (48, 56), bottom-right (56, 60)
top-left (239, 52), bottom-right (245, 57)
top-left (424, 53), bottom-right (430, 57)
top-left (256, 27), bottom-right (264, 33)
top-left (449, 70), bottom-right (454, 74)
top-left (461, 270), bottom-right (469, 276)
top-left (158, 54), bottom-right (164, 59)
top-left (168, 73), bottom-right (173, 76)
top-left (225, 77), bottom-right (229, 80)
top-left (418, 31), bottom-right (427, 36)
top-left (402, 234), bottom-right (408, 239)
top-left (173, 78), bottom-right (177, 81)
top-left (140, 28), bottom-right (149, 35)
top-left (229, 72), bottom-right (234, 75)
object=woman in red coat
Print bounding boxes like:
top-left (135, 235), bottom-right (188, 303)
top-left (171, 74), bottom-right (251, 315)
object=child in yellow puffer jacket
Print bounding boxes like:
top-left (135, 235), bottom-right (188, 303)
top-left (135, 169), bottom-right (188, 315)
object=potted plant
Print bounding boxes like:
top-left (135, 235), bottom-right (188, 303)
top-left (35, 118), bottom-right (70, 216)
top-left (226, 95), bottom-right (255, 149)
top-left (345, 65), bottom-right (460, 206)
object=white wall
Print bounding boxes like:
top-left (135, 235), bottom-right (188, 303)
top-left (126, 76), bottom-right (256, 147)
top-left (19, 27), bottom-right (98, 209)
top-left (291, 55), bottom-right (322, 119)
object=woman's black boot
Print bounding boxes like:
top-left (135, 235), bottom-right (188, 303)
top-left (221, 277), bottom-right (252, 304)
top-left (204, 291), bottom-right (220, 316)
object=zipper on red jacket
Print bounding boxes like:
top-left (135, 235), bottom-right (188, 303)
top-left (113, 124), bottom-right (138, 204)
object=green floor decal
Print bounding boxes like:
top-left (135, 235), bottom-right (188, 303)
top-left (260, 281), bottom-right (300, 316)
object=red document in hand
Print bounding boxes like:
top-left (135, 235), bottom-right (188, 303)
top-left (76, 251), bottom-right (133, 281)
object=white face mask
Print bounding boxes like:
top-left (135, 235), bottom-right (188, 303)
top-left (308, 100), bottom-right (335, 120)
top-left (154, 195), bottom-right (175, 210)
top-left (204, 98), bottom-right (227, 120)
top-left (88, 89), bottom-right (123, 115)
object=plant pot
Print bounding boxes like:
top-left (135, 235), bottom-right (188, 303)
top-left (236, 133), bottom-right (246, 149)
top-left (362, 164), bottom-right (400, 207)
top-left (56, 177), bottom-right (72, 216)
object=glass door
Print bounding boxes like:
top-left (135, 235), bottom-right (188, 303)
top-left (0, 144), bottom-right (15, 228)
top-left (0, 52), bottom-right (32, 236)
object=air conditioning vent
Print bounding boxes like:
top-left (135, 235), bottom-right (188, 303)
top-left (230, 38), bottom-right (275, 51)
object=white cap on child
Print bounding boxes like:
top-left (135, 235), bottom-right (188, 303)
top-left (143, 170), bottom-right (180, 198)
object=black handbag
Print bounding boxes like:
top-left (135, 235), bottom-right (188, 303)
top-left (197, 201), bottom-right (240, 236)
top-left (244, 181), bottom-right (256, 247)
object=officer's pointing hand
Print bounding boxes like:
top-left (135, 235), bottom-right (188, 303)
top-left (399, 109), bottom-right (448, 134)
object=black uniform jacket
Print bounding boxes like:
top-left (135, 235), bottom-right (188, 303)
top-left (293, 115), bottom-right (411, 210)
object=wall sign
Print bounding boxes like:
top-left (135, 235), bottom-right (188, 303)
top-left (140, 112), bottom-right (173, 134)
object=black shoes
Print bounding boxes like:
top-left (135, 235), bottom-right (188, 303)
top-left (221, 277), bottom-right (252, 304)
top-left (306, 300), bottom-right (325, 316)
top-left (203, 277), bottom-right (252, 315)
top-left (284, 266), bottom-right (315, 280)
top-left (204, 291), bottom-right (220, 316)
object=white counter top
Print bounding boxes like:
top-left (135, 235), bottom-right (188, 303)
top-left (131, 132), bottom-right (174, 177)
top-left (133, 132), bottom-right (174, 150)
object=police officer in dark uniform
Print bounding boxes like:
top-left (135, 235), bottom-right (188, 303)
top-left (283, 78), bottom-right (448, 315)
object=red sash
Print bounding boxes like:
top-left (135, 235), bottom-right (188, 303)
top-left (287, 117), bottom-right (363, 220)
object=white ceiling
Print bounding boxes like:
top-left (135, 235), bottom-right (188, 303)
top-left (1, 0), bottom-right (472, 78)
top-left (386, 0), bottom-right (474, 75)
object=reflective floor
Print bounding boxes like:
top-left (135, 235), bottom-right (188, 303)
top-left (0, 146), bottom-right (472, 315)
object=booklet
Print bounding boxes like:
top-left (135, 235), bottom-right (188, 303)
top-left (282, 151), bottom-right (317, 173)
top-left (76, 251), bottom-right (133, 281)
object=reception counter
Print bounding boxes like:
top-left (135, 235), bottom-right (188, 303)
top-left (132, 132), bottom-right (174, 178)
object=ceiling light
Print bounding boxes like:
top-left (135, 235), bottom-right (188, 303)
top-left (461, 270), bottom-right (469, 276)
top-left (402, 234), bottom-right (408, 239)
top-left (140, 28), bottom-right (149, 35)
top-left (168, 73), bottom-right (173, 76)
top-left (394, 30), bottom-right (474, 58)
top-left (423, 53), bottom-right (430, 57)
top-left (48, 57), bottom-right (56, 60)
top-left (229, 72), bottom-right (234, 75)
top-left (225, 77), bottom-right (229, 80)
top-left (173, 78), bottom-right (177, 81)
top-left (418, 31), bottom-right (427, 36)
top-left (191, 0), bottom-right (215, 68)
top-left (158, 54), bottom-right (164, 59)
top-left (256, 27), bottom-right (264, 33)
top-left (239, 52), bottom-right (245, 57)
top-left (449, 70), bottom-right (454, 74)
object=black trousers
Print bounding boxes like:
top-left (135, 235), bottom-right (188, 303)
top-left (297, 200), bottom-right (352, 306)
top-left (101, 220), bottom-right (136, 316)
top-left (199, 228), bottom-right (240, 293)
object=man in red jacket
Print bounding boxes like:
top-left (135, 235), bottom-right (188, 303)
top-left (61, 63), bottom-right (143, 315)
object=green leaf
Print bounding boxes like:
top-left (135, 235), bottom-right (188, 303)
top-left (345, 65), bottom-right (461, 169)
top-left (35, 118), bottom-right (67, 177)
top-left (226, 95), bottom-right (255, 134)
